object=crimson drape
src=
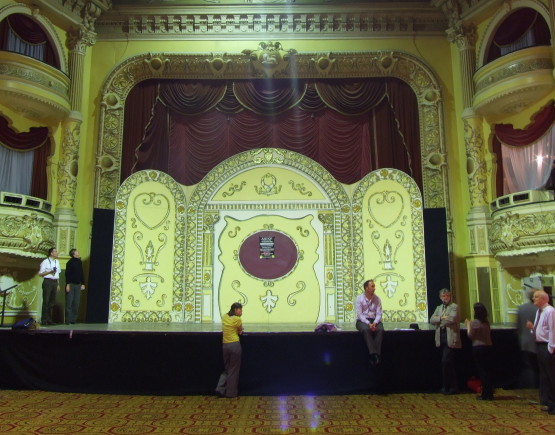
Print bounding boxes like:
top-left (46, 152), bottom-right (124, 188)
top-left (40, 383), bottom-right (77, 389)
top-left (234, 80), bottom-right (307, 115)
top-left (0, 116), bottom-right (50, 199)
top-left (0, 116), bottom-right (49, 150)
top-left (122, 80), bottom-right (160, 178)
top-left (495, 101), bottom-right (555, 145)
top-left (126, 78), bottom-right (421, 189)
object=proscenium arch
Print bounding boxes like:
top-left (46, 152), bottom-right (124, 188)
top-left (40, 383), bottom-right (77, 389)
top-left (94, 48), bottom-right (449, 216)
top-left (185, 148), bottom-right (352, 323)
top-left (476, 0), bottom-right (552, 68)
top-left (0, 3), bottom-right (68, 73)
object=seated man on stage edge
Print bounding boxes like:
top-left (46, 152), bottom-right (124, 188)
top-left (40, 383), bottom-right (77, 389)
top-left (355, 279), bottom-right (384, 365)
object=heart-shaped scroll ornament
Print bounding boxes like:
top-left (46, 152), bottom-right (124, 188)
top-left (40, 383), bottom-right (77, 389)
top-left (133, 193), bottom-right (170, 230)
top-left (368, 191), bottom-right (404, 228)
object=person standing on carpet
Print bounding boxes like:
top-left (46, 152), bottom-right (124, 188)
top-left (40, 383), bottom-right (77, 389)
top-left (216, 302), bottom-right (243, 398)
top-left (526, 289), bottom-right (555, 414)
top-left (517, 288), bottom-right (543, 403)
top-left (65, 248), bottom-right (85, 324)
top-left (38, 247), bottom-right (60, 325)
top-left (355, 279), bottom-right (384, 365)
top-left (465, 302), bottom-right (494, 400)
top-left (430, 288), bottom-right (461, 394)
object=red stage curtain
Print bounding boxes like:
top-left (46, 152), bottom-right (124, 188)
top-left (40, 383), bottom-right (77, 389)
top-left (0, 116), bottom-right (50, 199)
top-left (122, 80), bottom-right (160, 180)
top-left (128, 77), bottom-right (421, 190)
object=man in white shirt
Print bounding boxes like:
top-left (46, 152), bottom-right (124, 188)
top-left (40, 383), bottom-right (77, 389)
top-left (527, 289), bottom-right (555, 414)
top-left (355, 279), bottom-right (384, 365)
top-left (38, 247), bottom-right (60, 326)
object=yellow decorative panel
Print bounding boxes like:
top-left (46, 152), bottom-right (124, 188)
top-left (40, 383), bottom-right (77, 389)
top-left (217, 214), bottom-right (321, 323)
top-left (353, 169), bottom-right (427, 322)
top-left (110, 170), bottom-right (186, 323)
top-left (211, 167), bottom-right (326, 202)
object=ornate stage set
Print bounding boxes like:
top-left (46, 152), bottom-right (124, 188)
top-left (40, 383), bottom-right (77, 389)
top-left (109, 149), bottom-right (428, 326)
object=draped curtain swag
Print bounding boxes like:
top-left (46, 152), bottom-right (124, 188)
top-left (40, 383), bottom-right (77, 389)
top-left (495, 101), bottom-right (555, 145)
top-left (233, 80), bottom-right (307, 115)
top-left (125, 77), bottom-right (420, 188)
top-left (494, 101), bottom-right (555, 194)
top-left (0, 116), bottom-right (50, 199)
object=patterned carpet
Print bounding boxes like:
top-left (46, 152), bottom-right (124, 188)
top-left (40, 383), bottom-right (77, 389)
top-left (0, 389), bottom-right (550, 434)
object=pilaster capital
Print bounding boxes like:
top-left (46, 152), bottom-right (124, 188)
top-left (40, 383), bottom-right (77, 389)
top-left (433, 0), bottom-right (477, 50)
top-left (446, 22), bottom-right (477, 50)
top-left (67, 27), bottom-right (97, 54)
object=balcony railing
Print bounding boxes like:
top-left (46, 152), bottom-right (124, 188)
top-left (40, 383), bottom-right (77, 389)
top-left (0, 50), bottom-right (70, 121)
top-left (489, 190), bottom-right (555, 267)
top-left (0, 192), bottom-right (55, 258)
top-left (473, 46), bottom-right (554, 116)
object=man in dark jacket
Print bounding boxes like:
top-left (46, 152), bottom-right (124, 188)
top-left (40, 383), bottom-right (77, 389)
top-left (65, 249), bottom-right (85, 324)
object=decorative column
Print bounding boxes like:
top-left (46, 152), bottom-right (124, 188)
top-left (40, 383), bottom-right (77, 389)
top-left (447, 19), bottom-right (501, 321)
top-left (201, 212), bottom-right (219, 322)
top-left (318, 211), bottom-right (336, 322)
top-left (53, 27), bottom-right (96, 257)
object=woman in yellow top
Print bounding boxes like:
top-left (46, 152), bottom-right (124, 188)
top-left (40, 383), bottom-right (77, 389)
top-left (215, 302), bottom-right (243, 398)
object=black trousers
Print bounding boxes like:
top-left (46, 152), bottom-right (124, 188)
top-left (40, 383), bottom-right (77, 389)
top-left (537, 343), bottom-right (555, 406)
top-left (473, 345), bottom-right (494, 399)
top-left (356, 319), bottom-right (384, 356)
top-left (440, 344), bottom-right (458, 392)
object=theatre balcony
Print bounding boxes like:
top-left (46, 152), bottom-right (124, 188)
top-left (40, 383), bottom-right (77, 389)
top-left (0, 51), bottom-right (70, 122)
top-left (0, 192), bottom-right (55, 259)
top-left (473, 46), bottom-right (554, 117)
top-left (489, 189), bottom-right (555, 267)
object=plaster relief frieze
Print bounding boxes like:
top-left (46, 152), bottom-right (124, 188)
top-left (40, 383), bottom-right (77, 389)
top-left (57, 120), bottom-right (81, 209)
top-left (490, 210), bottom-right (555, 254)
top-left (0, 62), bottom-right (69, 99)
top-left (95, 11), bottom-right (447, 40)
top-left (463, 118), bottom-right (488, 207)
top-left (0, 214), bottom-right (55, 256)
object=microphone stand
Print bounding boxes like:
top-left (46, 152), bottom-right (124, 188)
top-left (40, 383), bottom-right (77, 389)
top-left (0, 285), bottom-right (17, 327)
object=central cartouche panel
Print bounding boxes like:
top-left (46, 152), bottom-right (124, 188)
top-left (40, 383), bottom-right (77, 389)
top-left (217, 214), bottom-right (321, 323)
